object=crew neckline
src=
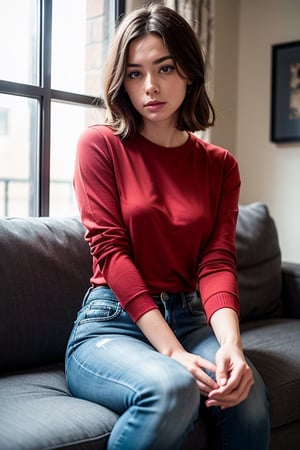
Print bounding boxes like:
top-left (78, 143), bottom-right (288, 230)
top-left (136, 131), bottom-right (193, 151)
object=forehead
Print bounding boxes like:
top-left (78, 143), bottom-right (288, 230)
top-left (127, 34), bottom-right (170, 61)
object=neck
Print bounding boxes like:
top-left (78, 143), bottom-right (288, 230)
top-left (140, 124), bottom-right (188, 148)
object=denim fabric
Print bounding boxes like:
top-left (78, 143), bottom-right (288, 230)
top-left (66, 287), bottom-right (270, 450)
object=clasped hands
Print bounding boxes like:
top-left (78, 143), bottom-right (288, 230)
top-left (171, 343), bottom-right (254, 409)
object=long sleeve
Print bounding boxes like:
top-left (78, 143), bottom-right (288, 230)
top-left (74, 126), bottom-right (157, 321)
top-left (196, 148), bottom-right (241, 322)
top-left (74, 125), bottom-right (240, 323)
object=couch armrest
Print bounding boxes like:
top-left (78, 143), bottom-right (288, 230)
top-left (281, 262), bottom-right (300, 318)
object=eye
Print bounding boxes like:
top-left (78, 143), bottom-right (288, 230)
top-left (159, 65), bottom-right (175, 74)
top-left (128, 71), bottom-right (141, 79)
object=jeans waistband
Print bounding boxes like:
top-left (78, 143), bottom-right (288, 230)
top-left (152, 291), bottom-right (197, 307)
top-left (88, 286), bottom-right (197, 309)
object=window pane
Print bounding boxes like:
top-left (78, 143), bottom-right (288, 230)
top-left (51, 0), bottom-right (114, 96)
top-left (0, 108), bottom-right (9, 136)
top-left (0, 0), bottom-right (39, 85)
top-left (0, 94), bottom-right (39, 216)
top-left (49, 101), bottom-right (105, 216)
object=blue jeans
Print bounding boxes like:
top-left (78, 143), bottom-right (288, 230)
top-left (65, 287), bottom-right (270, 450)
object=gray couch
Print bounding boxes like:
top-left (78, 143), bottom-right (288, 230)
top-left (0, 202), bottom-right (299, 450)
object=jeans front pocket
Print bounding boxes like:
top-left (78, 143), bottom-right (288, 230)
top-left (66, 287), bottom-right (125, 363)
top-left (79, 288), bottom-right (122, 324)
top-left (82, 299), bottom-right (122, 322)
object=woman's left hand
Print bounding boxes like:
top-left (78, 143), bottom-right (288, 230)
top-left (205, 343), bottom-right (254, 409)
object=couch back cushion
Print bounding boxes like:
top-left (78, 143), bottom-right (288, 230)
top-left (0, 217), bottom-right (92, 371)
top-left (0, 204), bottom-right (282, 371)
top-left (236, 203), bottom-right (282, 322)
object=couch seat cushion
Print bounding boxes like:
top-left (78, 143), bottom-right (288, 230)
top-left (241, 319), bottom-right (300, 429)
top-left (0, 364), bottom-right (118, 450)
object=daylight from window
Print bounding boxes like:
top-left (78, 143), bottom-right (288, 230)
top-left (0, 0), bottom-right (112, 216)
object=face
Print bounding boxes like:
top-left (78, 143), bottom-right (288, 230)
top-left (123, 34), bottom-right (190, 130)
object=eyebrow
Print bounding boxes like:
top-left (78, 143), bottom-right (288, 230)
top-left (127, 55), bottom-right (173, 67)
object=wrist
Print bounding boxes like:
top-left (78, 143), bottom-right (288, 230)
top-left (136, 309), bottom-right (184, 356)
top-left (210, 308), bottom-right (242, 347)
top-left (220, 336), bottom-right (242, 349)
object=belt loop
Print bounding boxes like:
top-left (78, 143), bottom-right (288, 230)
top-left (180, 292), bottom-right (187, 309)
top-left (82, 286), bottom-right (93, 306)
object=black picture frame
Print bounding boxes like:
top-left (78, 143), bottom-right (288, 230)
top-left (271, 40), bottom-right (300, 143)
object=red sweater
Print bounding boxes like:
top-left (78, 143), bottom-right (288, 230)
top-left (74, 125), bottom-right (240, 323)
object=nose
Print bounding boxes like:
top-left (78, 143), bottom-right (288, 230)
top-left (145, 73), bottom-right (159, 96)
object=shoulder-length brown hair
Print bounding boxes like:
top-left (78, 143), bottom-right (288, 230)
top-left (103, 3), bottom-right (215, 138)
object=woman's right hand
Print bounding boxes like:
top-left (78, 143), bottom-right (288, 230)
top-left (170, 349), bottom-right (219, 396)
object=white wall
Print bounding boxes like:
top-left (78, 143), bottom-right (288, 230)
top-left (236, 0), bottom-right (300, 263)
top-left (213, 0), bottom-right (300, 263)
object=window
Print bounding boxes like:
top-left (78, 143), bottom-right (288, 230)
top-left (0, 0), bottom-right (124, 217)
top-left (0, 108), bottom-right (9, 136)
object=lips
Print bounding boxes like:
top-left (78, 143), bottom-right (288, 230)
top-left (144, 100), bottom-right (166, 111)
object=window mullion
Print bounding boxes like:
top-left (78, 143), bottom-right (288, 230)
top-left (115, 0), bottom-right (125, 22)
top-left (38, 0), bottom-right (52, 216)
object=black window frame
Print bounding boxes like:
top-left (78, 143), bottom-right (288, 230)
top-left (0, 0), bottom-right (125, 216)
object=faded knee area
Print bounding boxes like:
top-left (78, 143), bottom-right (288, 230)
top-left (134, 357), bottom-right (200, 425)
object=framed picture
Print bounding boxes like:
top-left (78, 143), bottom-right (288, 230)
top-left (271, 40), bottom-right (300, 142)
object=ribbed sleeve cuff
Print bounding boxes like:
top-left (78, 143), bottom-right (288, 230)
top-left (125, 293), bottom-right (159, 322)
top-left (203, 292), bottom-right (240, 324)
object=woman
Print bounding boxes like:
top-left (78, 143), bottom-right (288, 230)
top-left (66, 4), bottom-right (270, 449)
